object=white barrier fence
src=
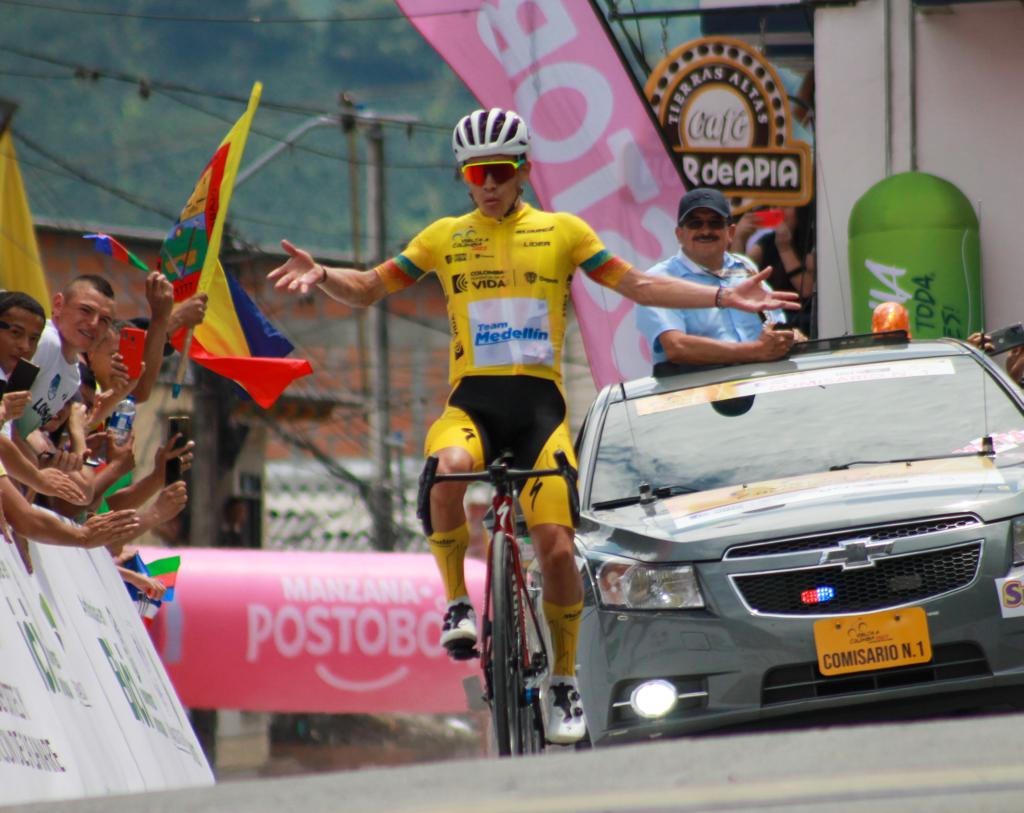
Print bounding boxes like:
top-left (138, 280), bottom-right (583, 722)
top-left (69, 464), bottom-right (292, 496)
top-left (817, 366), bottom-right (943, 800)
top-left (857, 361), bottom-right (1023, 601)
top-left (0, 535), bottom-right (213, 806)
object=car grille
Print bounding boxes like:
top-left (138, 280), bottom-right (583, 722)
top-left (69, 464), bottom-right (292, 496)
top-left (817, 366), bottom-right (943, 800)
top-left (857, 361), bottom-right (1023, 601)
top-left (725, 515), bottom-right (981, 559)
top-left (732, 541), bottom-right (981, 615)
top-left (762, 642), bottom-right (990, 705)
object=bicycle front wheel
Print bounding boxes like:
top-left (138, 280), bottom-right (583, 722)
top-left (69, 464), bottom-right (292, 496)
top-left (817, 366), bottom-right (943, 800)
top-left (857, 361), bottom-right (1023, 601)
top-left (489, 529), bottom-right (526, 756)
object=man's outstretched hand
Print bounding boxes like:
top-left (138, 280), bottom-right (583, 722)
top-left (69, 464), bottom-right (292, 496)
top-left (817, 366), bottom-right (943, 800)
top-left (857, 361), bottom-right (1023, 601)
top-left (268, 239), bottom-right (323, 296)
top-left (726, 268), bottom-right (801, 313)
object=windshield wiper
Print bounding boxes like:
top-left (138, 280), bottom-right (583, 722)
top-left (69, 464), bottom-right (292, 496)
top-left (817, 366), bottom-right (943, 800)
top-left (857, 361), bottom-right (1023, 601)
top-left (829, 440), bottom-right (995, 471)
top-left (591, 482), bottom-right (698, 511)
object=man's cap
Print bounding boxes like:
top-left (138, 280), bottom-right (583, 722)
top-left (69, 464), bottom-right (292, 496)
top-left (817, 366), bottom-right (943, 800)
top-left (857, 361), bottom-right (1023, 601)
top-left (677, 188), bottom-right (732, 224)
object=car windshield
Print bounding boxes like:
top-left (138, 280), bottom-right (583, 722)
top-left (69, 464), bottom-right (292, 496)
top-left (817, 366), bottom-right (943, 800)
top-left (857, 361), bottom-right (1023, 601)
top-left (589, 355), bottom-right (1024, 506)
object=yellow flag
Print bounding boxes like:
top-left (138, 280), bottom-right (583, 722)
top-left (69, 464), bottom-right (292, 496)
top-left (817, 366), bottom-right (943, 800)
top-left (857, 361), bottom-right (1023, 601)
top-left (159, 81), bottom-right (262, 301)
top-left (0, 129), bottom-right (50, 314)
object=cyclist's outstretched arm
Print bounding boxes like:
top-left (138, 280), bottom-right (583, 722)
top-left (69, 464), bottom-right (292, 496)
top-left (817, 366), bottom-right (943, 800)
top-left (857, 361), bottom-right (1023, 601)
top-left (269, 239), bottom-right (387, 307)
top-left (614, 266), bottom-right (800, 313)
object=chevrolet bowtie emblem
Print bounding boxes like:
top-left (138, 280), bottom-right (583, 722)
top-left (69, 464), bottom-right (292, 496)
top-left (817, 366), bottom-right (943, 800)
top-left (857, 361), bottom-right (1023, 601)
top-left (819, 537), bottom-right (895, 569)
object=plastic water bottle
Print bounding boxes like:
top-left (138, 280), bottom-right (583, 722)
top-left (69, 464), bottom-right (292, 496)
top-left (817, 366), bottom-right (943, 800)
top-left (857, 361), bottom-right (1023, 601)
top-left (108, 395), bottom-right (136, 445)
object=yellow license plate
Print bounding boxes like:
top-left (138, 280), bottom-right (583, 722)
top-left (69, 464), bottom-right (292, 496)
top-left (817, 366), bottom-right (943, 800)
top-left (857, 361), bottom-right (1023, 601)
top-left (813, 607), bottom-right (932, 676)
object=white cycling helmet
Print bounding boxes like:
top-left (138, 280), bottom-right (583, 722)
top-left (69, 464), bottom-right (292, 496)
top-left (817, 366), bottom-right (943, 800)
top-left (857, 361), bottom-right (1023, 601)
top-left (452, 108), bottom-right (530, 163)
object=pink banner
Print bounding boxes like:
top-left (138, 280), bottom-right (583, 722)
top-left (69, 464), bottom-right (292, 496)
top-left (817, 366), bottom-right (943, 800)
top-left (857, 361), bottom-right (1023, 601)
top-left (397, 0), bottom-right (685, 386)
top-left (145, 548), bottom-right (486, 714)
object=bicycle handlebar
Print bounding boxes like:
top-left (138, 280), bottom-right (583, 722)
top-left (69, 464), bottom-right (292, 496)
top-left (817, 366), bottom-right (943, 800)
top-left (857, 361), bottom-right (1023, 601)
top-left (416, 451), bottom-right (579, 536)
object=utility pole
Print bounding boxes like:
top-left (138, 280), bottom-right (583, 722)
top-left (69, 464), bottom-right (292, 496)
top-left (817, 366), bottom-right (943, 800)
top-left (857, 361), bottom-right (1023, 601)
top-left (339, 93), bottom-right (371, 409)
top-left (365, 120), bottom-right (394, 551)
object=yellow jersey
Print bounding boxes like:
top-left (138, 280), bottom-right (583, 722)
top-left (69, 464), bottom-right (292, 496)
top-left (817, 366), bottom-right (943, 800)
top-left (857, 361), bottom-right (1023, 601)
top-left (375, 204), bottom-right (629, 388)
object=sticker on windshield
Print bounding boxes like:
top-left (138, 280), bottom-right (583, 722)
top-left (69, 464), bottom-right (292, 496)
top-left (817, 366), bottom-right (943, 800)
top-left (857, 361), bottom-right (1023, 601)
top-left (956, 429), bottom-right (1024, 455)
top-left (664, 457), bottom-right (1003, 531)
top-left (635, 358), bottom-right (956, 416)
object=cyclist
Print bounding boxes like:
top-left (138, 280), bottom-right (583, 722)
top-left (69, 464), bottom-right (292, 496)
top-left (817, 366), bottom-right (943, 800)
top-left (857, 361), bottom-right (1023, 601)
top-left (268, 108), bottom-right (799, 744)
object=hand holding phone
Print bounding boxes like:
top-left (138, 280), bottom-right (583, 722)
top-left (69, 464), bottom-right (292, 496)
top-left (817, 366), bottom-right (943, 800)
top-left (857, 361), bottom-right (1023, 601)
top-left (987, 323), bottom-right (1024, 355)
top-left (6, 357), bottom-right (39, 392)
top-left (118, 326), bottom-right (146, 379)
top-left (165, 415), bottom-right (191, 484)
top-left (751, 208), bottom-right (784, 229)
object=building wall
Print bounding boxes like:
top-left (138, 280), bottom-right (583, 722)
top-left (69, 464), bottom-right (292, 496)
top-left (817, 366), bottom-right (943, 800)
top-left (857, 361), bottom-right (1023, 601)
top-left (815, 0), bottom-right (1024, 337)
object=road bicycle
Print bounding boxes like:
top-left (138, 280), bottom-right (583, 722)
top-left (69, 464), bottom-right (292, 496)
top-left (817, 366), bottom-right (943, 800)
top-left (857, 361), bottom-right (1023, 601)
top-left (417, 450), bottom-right (579, 756)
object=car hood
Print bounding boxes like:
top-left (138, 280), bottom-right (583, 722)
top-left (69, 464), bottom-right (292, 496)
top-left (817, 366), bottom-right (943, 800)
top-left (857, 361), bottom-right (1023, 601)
top-left (579, 456), bottom-right (1024, 561)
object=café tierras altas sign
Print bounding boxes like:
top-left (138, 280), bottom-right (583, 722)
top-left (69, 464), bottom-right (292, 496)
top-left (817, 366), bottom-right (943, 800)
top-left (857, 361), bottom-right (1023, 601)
top-left (645, 36), bottom-right (813, 212)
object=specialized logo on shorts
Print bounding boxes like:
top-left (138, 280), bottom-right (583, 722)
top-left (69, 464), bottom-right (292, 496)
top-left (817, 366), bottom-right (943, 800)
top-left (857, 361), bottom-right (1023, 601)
top-left (528, 478), bottom-right (543, 510)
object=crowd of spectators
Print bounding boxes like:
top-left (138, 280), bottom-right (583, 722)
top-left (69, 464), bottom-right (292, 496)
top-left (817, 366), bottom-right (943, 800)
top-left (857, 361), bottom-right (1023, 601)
top-left (0, 272), bottom-right (206, 601)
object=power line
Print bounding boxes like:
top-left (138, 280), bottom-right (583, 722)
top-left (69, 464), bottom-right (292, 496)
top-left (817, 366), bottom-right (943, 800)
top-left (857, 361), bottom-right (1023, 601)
top-left (12, 127), bottom-right (178, 220)
top-left (0, 0), bottom-right (480, 25)
top-left (0, 41), bottom-right (453, 133)
top-left (153, 87), bottom-right (454, 170)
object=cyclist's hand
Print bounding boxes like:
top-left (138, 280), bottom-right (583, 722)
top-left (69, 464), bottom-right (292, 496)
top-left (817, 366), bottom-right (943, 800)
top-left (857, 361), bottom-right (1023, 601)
top-left (269, 240), bottom-right (324, 295)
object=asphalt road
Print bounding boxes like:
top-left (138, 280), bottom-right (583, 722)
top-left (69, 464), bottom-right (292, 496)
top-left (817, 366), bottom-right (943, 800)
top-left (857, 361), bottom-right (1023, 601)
top-left (8, 710), bottom-right (1024, 813)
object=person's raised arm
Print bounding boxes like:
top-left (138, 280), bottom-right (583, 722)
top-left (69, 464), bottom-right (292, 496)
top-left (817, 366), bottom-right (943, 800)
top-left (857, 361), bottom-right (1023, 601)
top-left (269, 239), bottom-right (387, 307)
top-left (614, 266), bottom-right (801, 313)
top-left (133, 272), bottom-right (174, 403)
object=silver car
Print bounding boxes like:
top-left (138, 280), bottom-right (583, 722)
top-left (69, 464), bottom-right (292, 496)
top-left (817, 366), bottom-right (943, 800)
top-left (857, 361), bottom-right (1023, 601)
top-left (573, 335), bottom-right (1024, 745)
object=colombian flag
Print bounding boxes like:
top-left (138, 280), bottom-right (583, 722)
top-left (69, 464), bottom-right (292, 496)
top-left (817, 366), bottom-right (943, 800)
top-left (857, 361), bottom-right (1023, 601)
top-left (146, 555), bottom-right (181, 603)
top-left (158, 82), bottom-right (312, 407)
top-left (84, 233), bottom-right (150, 272)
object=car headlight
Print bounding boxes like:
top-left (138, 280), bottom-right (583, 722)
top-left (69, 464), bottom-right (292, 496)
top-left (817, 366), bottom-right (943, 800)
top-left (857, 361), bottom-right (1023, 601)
top-left (1013, 517), bottom-right (1024, 565)
top-left (595, 559), bottom-right (704, 610)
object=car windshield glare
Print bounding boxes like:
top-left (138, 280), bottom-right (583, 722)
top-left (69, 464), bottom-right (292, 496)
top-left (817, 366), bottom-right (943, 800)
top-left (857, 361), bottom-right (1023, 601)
top-left (589, 356), bottom-right (1024, 507)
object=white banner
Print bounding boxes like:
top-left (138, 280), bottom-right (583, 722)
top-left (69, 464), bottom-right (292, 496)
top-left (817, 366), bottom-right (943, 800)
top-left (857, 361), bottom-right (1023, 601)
top-left (0, 534), bottom-right (212, 806)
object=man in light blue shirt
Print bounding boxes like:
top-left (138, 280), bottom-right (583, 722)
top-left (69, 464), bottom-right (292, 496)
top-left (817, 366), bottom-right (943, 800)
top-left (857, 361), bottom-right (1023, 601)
top-left (636, 188), bottom-right (799, 375)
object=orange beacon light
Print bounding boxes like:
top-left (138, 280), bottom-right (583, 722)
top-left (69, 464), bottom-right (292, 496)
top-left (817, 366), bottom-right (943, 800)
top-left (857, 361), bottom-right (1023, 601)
top-left (872, 301), bottom-right (912, 338)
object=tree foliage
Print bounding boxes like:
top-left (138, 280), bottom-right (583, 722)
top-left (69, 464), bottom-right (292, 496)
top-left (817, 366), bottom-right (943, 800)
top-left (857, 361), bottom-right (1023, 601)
top-left (0, 0), bottom-right (478, 259)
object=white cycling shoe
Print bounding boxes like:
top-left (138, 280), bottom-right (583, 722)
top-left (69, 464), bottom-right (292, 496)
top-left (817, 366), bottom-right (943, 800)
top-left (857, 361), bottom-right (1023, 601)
top-left (542, 675), bottom-right (587, 744)
top-left (440, 598), bottom-right (478, 655)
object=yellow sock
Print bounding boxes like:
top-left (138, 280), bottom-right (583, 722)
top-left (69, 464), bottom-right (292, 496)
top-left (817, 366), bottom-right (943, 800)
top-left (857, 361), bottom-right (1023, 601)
top-left (428, 524), bottom-right (470, 602)
top-left (544, 599), bottom-right (583, 677)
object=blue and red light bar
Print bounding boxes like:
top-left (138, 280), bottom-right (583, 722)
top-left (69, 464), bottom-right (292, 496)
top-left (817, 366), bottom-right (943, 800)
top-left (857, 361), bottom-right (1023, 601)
top-left (801, 586), bottom-right (836, 605)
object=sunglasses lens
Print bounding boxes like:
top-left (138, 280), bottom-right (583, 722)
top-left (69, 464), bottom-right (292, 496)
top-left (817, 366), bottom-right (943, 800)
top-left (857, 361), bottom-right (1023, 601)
top-left (462, 161), bottom-right (519, 185)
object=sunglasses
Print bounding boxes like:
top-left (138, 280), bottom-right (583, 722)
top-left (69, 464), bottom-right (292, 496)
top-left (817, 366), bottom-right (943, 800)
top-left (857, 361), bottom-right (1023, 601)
top-left (682, 217), bottom-right (729, 231)
top-left (460, 159), bottom-right (524, 186)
